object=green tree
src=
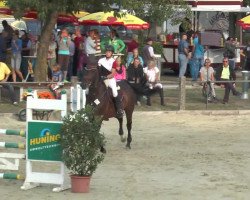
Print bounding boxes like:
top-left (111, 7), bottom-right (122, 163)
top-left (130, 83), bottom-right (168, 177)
top-left (4, 0), bottom-right (189, 81)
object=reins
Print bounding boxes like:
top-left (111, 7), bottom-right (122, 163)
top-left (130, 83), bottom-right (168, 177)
top-left (84, 67), bottom-right (109, 108)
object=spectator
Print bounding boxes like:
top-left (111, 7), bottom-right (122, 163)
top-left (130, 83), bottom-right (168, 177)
top-left (85, 29), bottom-right (97, 66)
top-left (93, 29), bottom-right (101, 55)
top-left (20, 30), bottom-right (31, 80)
top-left (143, 60), bottom-right (165, 106)
top-left (142, 37), bottom-right (155, 67)
top-left (101, 29), bottom-right (126, 54)
top-left (127, 34), bottom-right (139, 57)
top-left (0, 61), bottom-right (18, 105)
top-left (127, 48), bottom-right (144, 67)
top-left (200, 58), bottom-right (218, 102)
top-left (76, 35), bottom-right (87, 80)
top-left (73, 27), bottom-right (84, 76)
top-left (113, 56), bottom-right (126, 81)
top-left (216, 57), bottom-right (242, 104)
top-left (47, 33), bottom-right (57, 71)
top-left (0, 31), bottom-right (8, 62)
top-left (51, 63), bottom-right (63, 82)
top-left (67, 34), bottom-right (75, 81)
top-left (57, 28), bottom-right (71, 82)
top-left (11, 30), bottom-right (24, 82)
top-left (178, 32), bottom-right (190, 78)
top-left (127, 57), bottom-right (145, 105)
top-left (2, 20), bottom-right (14, 67)
top-left (224, 37), bottom-right (236, 70)
top-left (190, 31), bottom-right (204, 83)
top-left (243, 40), bottom-right (250, 71)
top-left (29, 34), bottom-right (39, 57)
top-left (2, 20), bottom-right (14, 48)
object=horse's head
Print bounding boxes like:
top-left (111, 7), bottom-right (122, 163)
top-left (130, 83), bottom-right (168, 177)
top-left (81, 66), bottom-right (100, 89)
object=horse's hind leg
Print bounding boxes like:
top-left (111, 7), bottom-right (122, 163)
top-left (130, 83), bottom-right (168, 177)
top-left (117, 117), bottom-right (126, 142)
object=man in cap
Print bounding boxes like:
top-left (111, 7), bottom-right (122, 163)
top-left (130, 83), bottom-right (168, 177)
top-left (142, 37), bottom-right (155, 67)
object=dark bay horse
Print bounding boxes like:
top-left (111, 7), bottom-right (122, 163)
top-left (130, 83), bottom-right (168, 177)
top-left (81, 66), bottom-right (136, 149)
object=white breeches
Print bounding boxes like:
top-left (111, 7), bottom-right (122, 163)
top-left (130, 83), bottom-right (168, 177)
top-left (149, 82), bottom-right (163, 89)
top-left (104, 78), bottom-right (118, 97)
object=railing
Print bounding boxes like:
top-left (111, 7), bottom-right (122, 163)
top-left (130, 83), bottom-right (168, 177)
top-left (1, 76), bottom-right (250, 111)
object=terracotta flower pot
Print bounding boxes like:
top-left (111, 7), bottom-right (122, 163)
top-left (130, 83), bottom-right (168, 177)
top-left (70, 175), bottom-right (91, 193)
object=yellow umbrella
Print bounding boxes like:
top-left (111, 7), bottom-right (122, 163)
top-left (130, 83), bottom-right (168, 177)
top-left (0, 0), bottom-right (12, 16)
top-left (79, 11), bottom-right (149, 30)
top-left (73, 11), bottom-right (89, 18)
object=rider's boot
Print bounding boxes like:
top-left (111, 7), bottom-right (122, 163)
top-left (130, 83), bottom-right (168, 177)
top-left (159, 88), bottom-right (165, 106)
top-left (146, 96), bottom-right (151, 106)
top-left (114, 96), bottom-right (124, 118)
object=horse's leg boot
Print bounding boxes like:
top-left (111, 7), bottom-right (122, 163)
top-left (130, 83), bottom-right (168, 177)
top-left (114, 96), bottom-right (124, 118)
top-left (146, 96), bottom-right (151, 106)
top-left (160, 88), bottom-right (165, 106)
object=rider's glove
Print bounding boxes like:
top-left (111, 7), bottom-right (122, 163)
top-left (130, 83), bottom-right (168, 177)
top-left (101, 76), bottom-right (107, 80)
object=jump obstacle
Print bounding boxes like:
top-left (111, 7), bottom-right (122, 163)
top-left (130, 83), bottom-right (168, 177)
top-left (70, 84), bottom-right (86, 112)
top-left (0, 86), bottom-right (86, 191)
top-left (0, 90), bottom-right (70, 192)
top-left (0, 129), bottom-right (26, 180)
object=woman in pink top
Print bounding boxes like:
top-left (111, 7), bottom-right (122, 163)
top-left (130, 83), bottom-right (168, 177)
top-left (113, 56), bottom-right (126, 81)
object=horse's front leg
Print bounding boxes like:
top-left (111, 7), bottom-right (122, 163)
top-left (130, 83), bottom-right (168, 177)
top-left (126, 114), bottom-right (132, 149)
top-left (117, 117), bottom-right (126, 142)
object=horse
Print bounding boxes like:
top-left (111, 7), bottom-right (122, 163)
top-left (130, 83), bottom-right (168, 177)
top-left (81, 66), bottom-right (137, 150)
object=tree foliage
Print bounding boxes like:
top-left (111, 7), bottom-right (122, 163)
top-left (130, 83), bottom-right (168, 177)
top-left (3, 0), bottom-right (189, 81)
top-left (122, 0), bottom-right (190, 26)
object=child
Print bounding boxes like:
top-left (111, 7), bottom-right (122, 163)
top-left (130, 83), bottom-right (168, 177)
top-left (49, 63), bottom-right (63, 99)
top-left (113, 56), bottom-right (126, 81)
top-left (52, 63), bottom-right (63, 82)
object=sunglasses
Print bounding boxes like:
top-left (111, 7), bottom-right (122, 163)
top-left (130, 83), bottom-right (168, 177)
top-left (223, 61), bottom-right (228, 63)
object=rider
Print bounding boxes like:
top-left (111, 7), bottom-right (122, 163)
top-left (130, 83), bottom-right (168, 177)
top-left (98, 45), bottom-right (124, 118)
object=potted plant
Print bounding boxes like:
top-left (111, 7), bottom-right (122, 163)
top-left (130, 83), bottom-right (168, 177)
top-left (60, 105), bottom-right (106, 193)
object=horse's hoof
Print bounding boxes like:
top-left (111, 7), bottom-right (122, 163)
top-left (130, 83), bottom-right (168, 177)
top-left (100, 147), bottom-right (107, 154)
top-left (121, 137), bottom-right (126, 143)
top-left (125, 144), bottom-right (131, 149)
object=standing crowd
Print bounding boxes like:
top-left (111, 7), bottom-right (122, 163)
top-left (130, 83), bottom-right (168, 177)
top-left (0, 20), bottom-right (165, 106)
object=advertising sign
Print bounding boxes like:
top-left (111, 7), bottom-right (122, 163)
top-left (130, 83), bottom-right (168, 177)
top-left (27, 121), bottom-right (62, 161)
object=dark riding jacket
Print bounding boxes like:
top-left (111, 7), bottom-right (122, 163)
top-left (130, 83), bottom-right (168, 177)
top-left (215, 65), bottom-right (236, 81)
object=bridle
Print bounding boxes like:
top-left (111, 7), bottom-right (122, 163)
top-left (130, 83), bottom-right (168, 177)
top-left (83, 66), bottom-right (108, 108)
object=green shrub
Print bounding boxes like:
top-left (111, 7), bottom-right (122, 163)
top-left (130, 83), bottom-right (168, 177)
top-left (60, 105), bottom-right (106, 176)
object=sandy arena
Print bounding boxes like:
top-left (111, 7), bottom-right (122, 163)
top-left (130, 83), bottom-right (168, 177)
top-left (0, 111), bottom-right (250, 200)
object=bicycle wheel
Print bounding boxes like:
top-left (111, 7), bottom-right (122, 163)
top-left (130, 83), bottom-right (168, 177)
top-left (18, 109), bottom-right (26, 122)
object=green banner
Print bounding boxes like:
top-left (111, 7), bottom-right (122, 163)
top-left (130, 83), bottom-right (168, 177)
top-left (27, 121), bottom-right (62, 161)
